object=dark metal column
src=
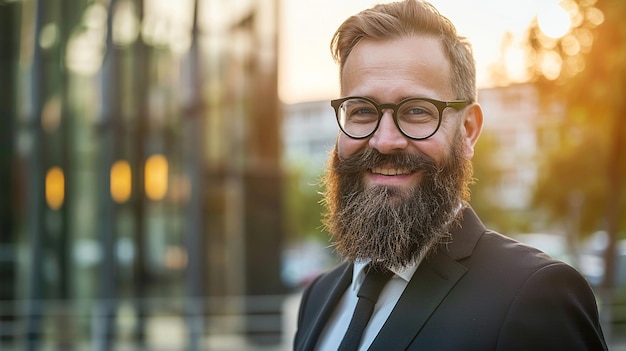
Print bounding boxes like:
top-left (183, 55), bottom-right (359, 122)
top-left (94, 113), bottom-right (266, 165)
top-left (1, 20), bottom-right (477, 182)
top-left (182, 1), bottom-right (206, 350)
top-left (25, 0), bottom-right (46, 349)
top-left (131, 0), bottom-right (149, 346)
top-left (0, 1), bottom-right (18, 347)
top-left (95, 1), bottom-right (120, 349)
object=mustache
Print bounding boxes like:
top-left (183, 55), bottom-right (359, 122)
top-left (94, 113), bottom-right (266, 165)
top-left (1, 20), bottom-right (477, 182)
top-left (332, 147), bottom-right (440, 176)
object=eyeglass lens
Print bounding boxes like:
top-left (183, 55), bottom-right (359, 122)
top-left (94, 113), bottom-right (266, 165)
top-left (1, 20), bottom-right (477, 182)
top-left (337, 98), bottom-right (441, 139)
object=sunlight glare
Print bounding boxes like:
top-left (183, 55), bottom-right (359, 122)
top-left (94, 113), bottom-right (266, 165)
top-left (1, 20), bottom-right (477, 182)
top-left (563, 54), bottom-right (586, 78)
top-left (561, 34), bottom-right (581, 56)
top-left (575, 28), bottom-right (594, 54)
top-left (504, 46), bottom-right (528, 82)
top-left (586, 6), bottom-right (605, 27)
top-left (537, 3), bottom-right (571, 39)
top-left (540, 51), bottom-right (563, 80)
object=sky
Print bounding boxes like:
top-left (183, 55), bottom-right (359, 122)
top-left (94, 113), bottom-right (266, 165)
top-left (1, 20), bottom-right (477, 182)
top-left (278, 0), bottom-right (565, 104)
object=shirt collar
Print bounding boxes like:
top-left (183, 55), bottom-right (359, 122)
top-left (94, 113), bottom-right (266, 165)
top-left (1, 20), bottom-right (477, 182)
top-left (351, 259), bottom-right (420, 291)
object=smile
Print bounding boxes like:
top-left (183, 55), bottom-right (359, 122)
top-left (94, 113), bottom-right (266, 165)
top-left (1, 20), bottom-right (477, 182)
top-left (370, 167), bottom-right (413, 176)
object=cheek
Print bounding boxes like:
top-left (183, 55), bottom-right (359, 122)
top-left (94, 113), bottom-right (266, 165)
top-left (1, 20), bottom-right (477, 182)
top-left (424, 123), bottom-right (464, 160)
top-left (337, 134), bottom-right (367, 158)
top-left (407, 132), bottom-right (453, 165)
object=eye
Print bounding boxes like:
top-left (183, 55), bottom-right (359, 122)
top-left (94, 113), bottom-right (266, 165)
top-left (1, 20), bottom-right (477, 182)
top-left (351, 107), bottom-right (377, 116)
top-left (398, 100), bottom-right (438, 123)
top-left (343, 101), bottom-right (378, 122)
top-left (406, 107), bottom-right (429, 115)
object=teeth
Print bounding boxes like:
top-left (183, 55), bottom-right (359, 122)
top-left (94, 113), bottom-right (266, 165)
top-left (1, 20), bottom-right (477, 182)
top-left (371, 167), bottom-right (411, 176)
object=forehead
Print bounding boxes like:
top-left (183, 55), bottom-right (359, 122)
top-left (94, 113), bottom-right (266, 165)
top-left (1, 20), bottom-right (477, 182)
top-left (340, 36), bottom-right (455, 101)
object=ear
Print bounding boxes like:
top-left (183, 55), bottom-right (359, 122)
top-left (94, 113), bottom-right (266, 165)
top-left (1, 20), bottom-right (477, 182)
top-left (460, 103), bottom-right (483, 159)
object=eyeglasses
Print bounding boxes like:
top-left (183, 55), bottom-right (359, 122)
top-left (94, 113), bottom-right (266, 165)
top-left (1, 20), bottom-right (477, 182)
top-left (330, 96), bottom-right (470, 140)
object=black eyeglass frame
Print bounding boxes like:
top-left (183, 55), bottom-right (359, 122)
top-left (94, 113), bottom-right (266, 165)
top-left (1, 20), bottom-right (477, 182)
top-left (330, 96), bottom-right (470, 140)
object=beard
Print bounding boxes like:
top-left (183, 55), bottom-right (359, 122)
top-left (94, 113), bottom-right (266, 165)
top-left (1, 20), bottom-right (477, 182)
top-left (321, 132), bottom-right (473, 270)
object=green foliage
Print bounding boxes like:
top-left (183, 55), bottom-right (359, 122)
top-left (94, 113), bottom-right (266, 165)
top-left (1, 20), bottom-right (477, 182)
top-left (533, 126), bottom-right (612, 234)
top-left (470, 131), bottom-right (535, 234)
top-left (525, 0), bottom-right (626, 239)
top-left (470, 133), bottom-right (505, 230)
top-left (283, 164), bottom-right (328, 242)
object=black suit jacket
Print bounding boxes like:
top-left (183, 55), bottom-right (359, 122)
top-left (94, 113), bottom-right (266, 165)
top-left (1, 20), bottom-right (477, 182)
top-left (294, 208), bottom-right (607, 350)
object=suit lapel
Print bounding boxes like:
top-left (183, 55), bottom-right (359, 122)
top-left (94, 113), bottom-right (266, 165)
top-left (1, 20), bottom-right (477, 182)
top-left (368, 207), bottom-right (485, 350)
top-left (300, 262), bottom-right (353, 351)
top-left (369, 251), bottom-right (467, 350)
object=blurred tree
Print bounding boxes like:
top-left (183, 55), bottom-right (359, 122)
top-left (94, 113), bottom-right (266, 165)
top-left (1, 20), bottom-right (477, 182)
top-left (471, 132), bottom-right (511, 232)
top-left (470, 130), bottom-right (539, 235)
top-left (523, 0), bottom-right (626, 290)
top-left (283, 165), bottom-right (327, 243)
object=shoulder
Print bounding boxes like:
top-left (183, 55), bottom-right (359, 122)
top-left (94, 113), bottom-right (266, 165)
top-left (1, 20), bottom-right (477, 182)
top-left (441, 226), bottom-right (587, 302)
top-left (466, 229), bottom-right (567, 273)
top-left (461, 229), bottom-right (595, 295)
top-left (467, 231), bottom-right (607, 350)
top-left (494, 251), bottom-right (606, 349)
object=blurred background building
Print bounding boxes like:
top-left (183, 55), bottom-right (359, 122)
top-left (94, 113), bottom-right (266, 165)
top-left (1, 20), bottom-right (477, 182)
top-left (1, 0), bottom-right (286, 350)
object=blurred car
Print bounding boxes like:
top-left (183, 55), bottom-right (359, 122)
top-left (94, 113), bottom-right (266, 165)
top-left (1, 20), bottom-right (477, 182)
top-left (281, 241), bottom-right (336, 289)
top-left (510, 232), bottom-right (575, 265)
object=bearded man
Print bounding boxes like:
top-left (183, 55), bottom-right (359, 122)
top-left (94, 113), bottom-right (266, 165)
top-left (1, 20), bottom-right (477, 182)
top-left (293, 1), bottom-right (607, 350)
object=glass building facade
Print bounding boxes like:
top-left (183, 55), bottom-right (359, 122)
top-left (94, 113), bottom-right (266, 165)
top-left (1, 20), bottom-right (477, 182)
top-left (1, 0), bottom-right (285, 349)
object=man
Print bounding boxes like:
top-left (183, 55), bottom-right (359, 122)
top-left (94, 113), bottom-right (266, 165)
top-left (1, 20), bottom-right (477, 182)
top-left (293, 1), bottom-right (607, 350)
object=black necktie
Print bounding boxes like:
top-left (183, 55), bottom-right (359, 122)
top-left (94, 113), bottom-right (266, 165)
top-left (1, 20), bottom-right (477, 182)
top-left (338, 265), bottom-right (393, 351)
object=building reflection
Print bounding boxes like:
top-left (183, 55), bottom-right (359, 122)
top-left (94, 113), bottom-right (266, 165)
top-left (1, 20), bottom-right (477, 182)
top-left (1, 0), bottom-right (285, 349)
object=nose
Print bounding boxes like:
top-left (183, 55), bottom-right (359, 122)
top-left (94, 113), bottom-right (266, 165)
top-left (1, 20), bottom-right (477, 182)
top-left (368, 110), bottom-right (409, 153)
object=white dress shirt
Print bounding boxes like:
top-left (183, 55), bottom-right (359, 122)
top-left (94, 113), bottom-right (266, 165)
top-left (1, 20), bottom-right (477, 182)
top-left (314, 259), bottom-right (419, 351)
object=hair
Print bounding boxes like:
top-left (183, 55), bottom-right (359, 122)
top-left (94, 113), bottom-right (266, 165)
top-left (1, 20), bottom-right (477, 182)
top-left (330, 0), bottom-right (477, 102)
